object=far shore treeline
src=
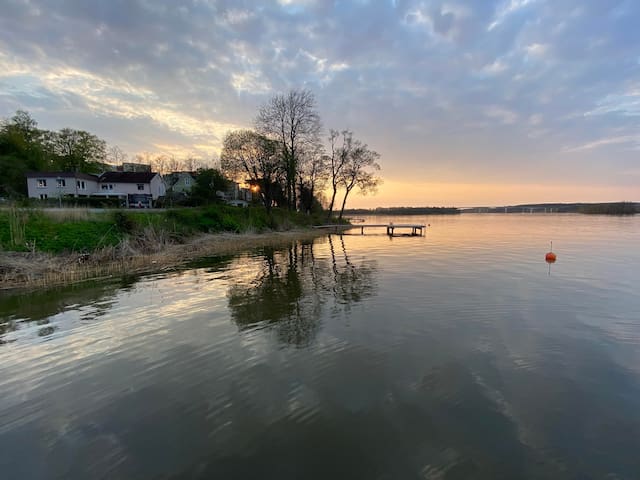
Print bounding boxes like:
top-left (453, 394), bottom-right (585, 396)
top-left (343, 207), bottom-right (460, 215)
top-left (462, 202), bottom-right (638, 215)
top-left (1, 89), bottom-right (382, 220)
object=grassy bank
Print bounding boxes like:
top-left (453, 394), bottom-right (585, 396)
top-left (0, 205), bottom-right (324, 253)
top-left (0, 205), bottom-right (328, 290)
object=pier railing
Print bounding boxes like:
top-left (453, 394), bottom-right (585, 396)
top-left (313, 223), bottom-right (427, 236)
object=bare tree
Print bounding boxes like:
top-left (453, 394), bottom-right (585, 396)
top-left (337, 137), bottom-right (381, 220)
top-left (134, 151), bottom-right (153, 167)
top-left (256, 89), bottom-right (321, 210)
top-left (165, 155), bottom-right (182, 173)
top-left (326, 129), bottom-right (354, 220)
top-left (297, 143), bottom-right (328, 214)
top-left (220, 130), bottom-right (283, 212)
top-left (151, 154), bottom-right (169, 174)
top-left (107, 145), bottom-right (127, 166)
top-left (183, 156), bottom-right (203, 172)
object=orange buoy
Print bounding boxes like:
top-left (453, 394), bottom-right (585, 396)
top-left (545, 241), bottom-right (557, 263)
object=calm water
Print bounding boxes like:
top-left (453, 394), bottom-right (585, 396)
top-left (1, 214), bottom-right (639, 479)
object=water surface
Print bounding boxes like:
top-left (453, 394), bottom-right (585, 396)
top-left (1, 214), bottom-right (639, 479)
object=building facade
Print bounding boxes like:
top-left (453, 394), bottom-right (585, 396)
top-left (26, 171), bottom-right (166, 207)
top-left (25, 172), bottom-right (99, 201)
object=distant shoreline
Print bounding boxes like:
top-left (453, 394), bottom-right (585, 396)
top-left (344, 207), bottom-right (460, 215)
top-left (345, 202), bottom-right (638, 215)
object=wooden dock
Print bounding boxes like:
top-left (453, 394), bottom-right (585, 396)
top-left (314, 223), bottom-right (427, 236)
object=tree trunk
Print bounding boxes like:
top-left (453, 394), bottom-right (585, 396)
top-left (326, 184), bottom-right (338, 221)
top-left (338, 188), bottom-right (351, 220)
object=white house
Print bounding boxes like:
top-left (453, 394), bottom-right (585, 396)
top-left (26, 172), bottom-right (99, 200)
top-left (26, 171), bottom-right (166, 207)
top-left (96, 172), bottom-right (166, 207)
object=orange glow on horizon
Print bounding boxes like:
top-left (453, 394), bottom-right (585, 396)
top-left (338, 180), bottom-right (639, 208)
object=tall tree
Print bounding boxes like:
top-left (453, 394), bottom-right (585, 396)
top-left (220, 130), bottom-right (282, 212)
top-left (0, 111), bottom-right (49, 196)
top-left (107, 145), bottom-right (127, 166)
top-left (337, 136), bottom-right (381, 220)
top-left (47, 128), bottom-right (107, 173)
top-left (183, 156), bottom-right (203, 172)
top-left (325, 129), bottom-right (354, 220)
top-left (190, 167), bottom-right (229, 204)
top-left (256, 89), bottom-right (321, 210)
top-left (165, 155), bottom-right (181, 173)
top-left (297, 143), bottom-right (328, 215)
top-left (151, 154), bottom-right (168, 174)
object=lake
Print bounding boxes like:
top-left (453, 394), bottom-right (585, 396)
top-left (1, 214), bottom-right (639, 479)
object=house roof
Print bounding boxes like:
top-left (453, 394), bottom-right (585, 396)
top-left (26, 171), bottom-right (99, 181)
top-left (98, 171), bottom-right (158, 183)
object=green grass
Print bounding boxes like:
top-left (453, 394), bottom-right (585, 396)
top-left (0, 206), bottom-right (326, 253)
top-left (0, 210), bottom-right (120, 253)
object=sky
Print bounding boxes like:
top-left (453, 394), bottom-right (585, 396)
top-left (1, 0), bottom-right (638, 207)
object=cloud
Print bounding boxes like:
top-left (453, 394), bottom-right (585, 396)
top-left (0, 0), bottom-right (638, 202)
top-left (488, 0), bottom-right (540, 31)
top-left (564, 135), bottom-right (640, 153)
top-left (586, 88), bottom-right (640, 117)
top-left (484, 105), bottom-right (519, 124)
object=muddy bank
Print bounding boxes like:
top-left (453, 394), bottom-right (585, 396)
top-left (0, 229), bottom-right (327, 292)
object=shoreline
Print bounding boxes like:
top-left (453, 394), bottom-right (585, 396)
top-left (0, 228), bottom-right (328, 293)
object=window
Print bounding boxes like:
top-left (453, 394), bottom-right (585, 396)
top-left (39, 194), bottom-right (48, 199)
top-left (56, 178), bottom-right (66, 187)
top-left (77, 180), bottom-right (86, 190)
top-left (37, 179), bottom-right (47, 188)
top-left (184, 178), bottom-right (191, 186)
top-left (101, 184), bottom-right (114, 190)
top-left (137, 184), bottom-right (145, 191)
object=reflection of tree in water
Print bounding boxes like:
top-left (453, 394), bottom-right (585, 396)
top-left (328, 235), bottom-right (377, 311)
top-left (227, 236), bottom-right (377, 346)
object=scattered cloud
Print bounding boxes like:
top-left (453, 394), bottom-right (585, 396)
top-left (0, 0), bottom-right (638, 202)
top-left (564, 135), bottom-right (640, 153)
top-left (488, 0), bottom-right (540, 31)
top-left (586, 89), bottom-right (640, 117)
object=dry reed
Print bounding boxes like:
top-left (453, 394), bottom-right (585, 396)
top-left (42, 207), bottom-right (93, 222)
top-left (0, 229), bottom-right (327, 292)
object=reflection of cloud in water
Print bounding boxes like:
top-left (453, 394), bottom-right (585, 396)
top-left (0, 336), bottom-right (550, 479)
top-left (1, 218), bottom-right (639, 479)
top-left (0, 278), bottom-right (132, 345)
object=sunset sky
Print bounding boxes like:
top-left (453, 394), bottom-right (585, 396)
top-left (1, 0), bottom-right (638, 207)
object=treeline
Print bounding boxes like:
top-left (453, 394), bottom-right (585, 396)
top-left (0, 110), bottom-right (216, 199)
top-left (2, 89), bottom-right (383, 218)
top-left (220, 89), bottom-right (382, 219)
top-left (0, 111), bottom-right (109, 197)
top-left (578, 202), bottom-right (638, 215)
top-left (344, 206), bottom-right (460, 215)
top-left (463, 203), bottom-right (638, 214)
